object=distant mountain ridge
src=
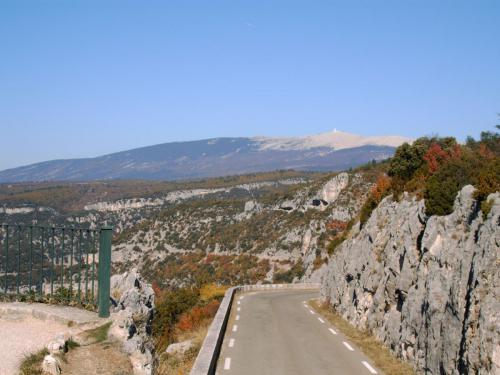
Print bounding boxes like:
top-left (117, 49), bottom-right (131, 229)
top-left (0, 130), bottom-right (410, 182)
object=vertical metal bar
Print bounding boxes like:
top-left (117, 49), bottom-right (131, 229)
top-left (29, 226), bottom-right (33, 292)
top-left (91, 231), bottom-right (96, 304)
top-left (51, 227), bottom-right (55, 297)
top-left (98, 227), bottom-right (112, 318)
top-left (70, 228), bottom-right (74, 300)
top-left (60, 228), bottom-right (64, 298)
top-left (16, 225), bottom-right (21, 295)
top-left (40, 227), bottom-right (44, 296)
top-left (78, 229), bottom-right (82, 302)
top-left (3, 225), bottom-right (8, 294)
top-left (85, 230), bottom-right (89, 303)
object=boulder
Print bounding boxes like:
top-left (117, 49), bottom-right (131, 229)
top-left (42, 355), bottom-right (61, 375)
top-left (165, 339), bottom-right (194, 357)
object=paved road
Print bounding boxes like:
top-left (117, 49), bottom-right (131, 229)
top-left (216, 290), bottom-right (383, 375)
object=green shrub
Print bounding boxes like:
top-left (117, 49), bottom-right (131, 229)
top-left (424, 160), bottom-right (471, 216)
top-left (481, 198), bottom-right (495, 220)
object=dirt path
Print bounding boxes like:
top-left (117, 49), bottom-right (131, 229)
top-left (60, 341), bottom-right (133, 375)
top-left (0, 315), bottom-right (68, 375)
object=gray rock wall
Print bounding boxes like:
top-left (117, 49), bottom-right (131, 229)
top-left (320, 186), bottom-right (500, 374)
top-left (109, 269), bottom-right (155, 375)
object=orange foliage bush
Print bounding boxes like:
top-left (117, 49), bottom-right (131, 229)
top-left (175, 300), bottom-right (221, 333)
top-left (370, 174), bottom-right (392, 201)
top-left (326, 219), bottom-right (348, 232)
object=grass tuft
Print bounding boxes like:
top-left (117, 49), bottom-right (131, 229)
top-left (19, 348), bottom-right (49, 375)
top-left (83, 322), bottom-right (112, 344)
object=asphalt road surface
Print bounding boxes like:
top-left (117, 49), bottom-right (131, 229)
top-left (216, 290), bottom-right (383, 375)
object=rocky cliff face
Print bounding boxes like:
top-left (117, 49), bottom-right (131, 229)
top-left (321, 186), bottom-right (500, 374)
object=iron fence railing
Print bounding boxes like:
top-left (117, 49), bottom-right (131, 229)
top-left (0, 224), bottom-right (112, 317)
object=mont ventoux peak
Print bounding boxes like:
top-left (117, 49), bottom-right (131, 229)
top-left (0, 130), bottom-right (411, 183)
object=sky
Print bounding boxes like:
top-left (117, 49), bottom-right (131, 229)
top-left (0, 1), bottom-right (499, 170)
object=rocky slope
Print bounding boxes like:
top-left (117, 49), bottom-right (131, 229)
top-left (0, 170), bottom-right (373, 287)
top-left (320, 186), bottom-right (500, 374)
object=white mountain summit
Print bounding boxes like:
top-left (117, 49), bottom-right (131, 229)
top-left (254, 130), bottom-right (411, 151)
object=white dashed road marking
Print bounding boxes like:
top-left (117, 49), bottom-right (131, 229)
top-left (309, 310), bottom-right (316, 315)
top-left (232, 325), bottom-right (238, 332)
top-left (329, 328), bottom-right (338, 335)
top-left (236, 315), bottom-right (240, 321)
top-left (318, 317), bottom-right (325, 323)
top-left (237, 307), bottom-right (241, 312)
top-left (237, 301), bottom-right (241, 305)
top-left (343, 341), bottom-right (354, 351)
top-left (229, 338), bottom-right (235, 348)
top-left (239, 296), bottom-right (244, 300)
top-left (362, 361), bottom-right (378, 374)
top-left (224, 357), bottom-right (231, 370)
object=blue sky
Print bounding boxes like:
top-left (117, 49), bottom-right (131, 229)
top-left (0, 0), bottom-right (499, 170)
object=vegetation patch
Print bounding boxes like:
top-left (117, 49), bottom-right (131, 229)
top-left (83, 322), bottom-right (112, 344)
top-left (309, 300), bottom-right (416, 375)
top-left (19, 348), bottom-right (49, 375)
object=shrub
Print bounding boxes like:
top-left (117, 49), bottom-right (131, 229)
top-left (481, 198), bottom-right (495, 220)
top-left (199, 283), bottom-right (227, 302)
top-left (424, 159), bottom-right (471, 216)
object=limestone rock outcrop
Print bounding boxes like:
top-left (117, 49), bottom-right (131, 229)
top-left (110, 269), bottom-right (155, 375)
top-left (321, 186), bottom-right (500, 374)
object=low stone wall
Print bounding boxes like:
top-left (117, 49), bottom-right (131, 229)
top-left (189, 283), bottom-right (320, 375)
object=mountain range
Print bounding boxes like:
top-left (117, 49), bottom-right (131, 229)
top-left (0, 130), bottom-right (410, 182)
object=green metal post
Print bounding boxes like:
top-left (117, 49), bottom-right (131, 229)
top-left (69, 229), bottom-right (74, 299)
top-left (40, 227), bottom-right (44, 296)
top-left (98, 227), bottom-right (112, 318)
top-left (29, 226), bottom-right (33, 292)
top-left (4, 225), bottom-right (8, 294)
top-left (85, 230), bottom-right (89, 303)
top-left (16, 226), bottom-right (21, 295)
top-left (91, 231), bottom-right (96, 304)
top-left (60, 228), bottom-right (64, 296)
top-left (51, 227), bottom-right (55, 297)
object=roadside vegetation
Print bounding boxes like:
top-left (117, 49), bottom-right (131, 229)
top-left (357, 125), bottom-right (500, 226)
top-left (309, 300), bottom-right (416, 375)
top-left (19, 348), bottom-right (49, 375)
top-left (153, 283), bottom-right (227, 375)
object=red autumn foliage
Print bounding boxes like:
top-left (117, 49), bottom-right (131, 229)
top-left (370, 174), bottom-right (392, 202)
top-left (326, 219), bottom-right (348, 232)
top-left (423, 143), bottom-right (450, 173)
top-left (175, 300), bottom-right (221, 332)
top-left (152, 281), bottom-right (162, 297)
top-left (478, 143), bottom-right (495, 159)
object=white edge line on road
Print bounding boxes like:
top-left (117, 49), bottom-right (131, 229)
top-left (236, 315), bottom-right (240, 321)
top-left (224, 357), bottom-right (231, 370)
top-left (318, 317), bottom-right (325, 323)
top-left (343, 341), bottom-right (354, 351)
top-left (329, 328), bottom-right (338, 335)
top-left (362, 361), bottom-right (378, 374)
top-left (228, 338), bottom-right (235, 348)
top-left (232, 325), bottom-right (238, 332)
